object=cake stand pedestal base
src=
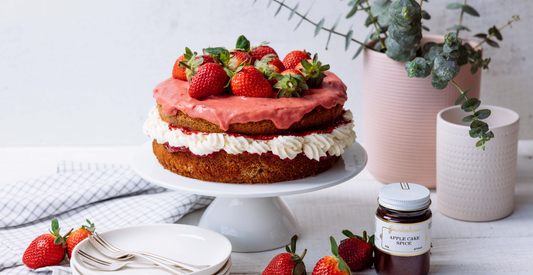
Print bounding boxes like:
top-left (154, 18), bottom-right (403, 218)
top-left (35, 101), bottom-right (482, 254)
top-left (198, 196), bottom-right (299, 252)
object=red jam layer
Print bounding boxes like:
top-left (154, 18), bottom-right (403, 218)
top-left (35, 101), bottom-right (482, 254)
top-left (167, 113), bottom-right (352, 141)
top-left (153, 71), bottom-right (347, 131)
top-left (162, 143), bottom-right (337, 161)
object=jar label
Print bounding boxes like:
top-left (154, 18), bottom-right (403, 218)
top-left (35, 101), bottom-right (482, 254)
top-left (374, 216), bottom-right (432, 256)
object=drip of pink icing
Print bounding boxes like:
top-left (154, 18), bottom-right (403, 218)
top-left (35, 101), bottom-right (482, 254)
top-left (153, 71), bottom-right (347, 131)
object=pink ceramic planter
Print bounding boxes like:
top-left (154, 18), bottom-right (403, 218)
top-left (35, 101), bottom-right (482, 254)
top-left (362, 35), bottom-right (481, 188)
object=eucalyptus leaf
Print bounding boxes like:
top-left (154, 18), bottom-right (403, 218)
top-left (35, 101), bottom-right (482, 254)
top-left (275, 0), bottom-right (285, 16)
top-left (490, 25), bottom-right (503, 40)
top-left (364, 14), bottom-right (374, 27)
top-left (446, 3), bottom-right (464, 10)
top-left (446, 25), bottom-right (470, 31)
top-left (423, 44), bottom-right (443, 67)
top-left (353, 44), bottom-right (364, 59)
top-left (345, 27), bottom-right (353, 51)
top-left (474, 109), bottom-right (491, 119)
top-left (421, 10), bottom-right (430, 20)
top-left (469, 128), bottom-right (484, 138)
top-left (462, 115), bottom-right (476, 122)
top-left (457, 46), bottom-right (469, 65)
top-left (470, 64), bottom-right (479, 74)
top-left (289, 2), bottom-right (299, 20)
top-left (346, 2), bottom-right (358, 18)
top-left (486, 39), bottom-right (500, 48)
top-left (464, 87), bottom-right (474, 95)
top-left (378, 11), bottom-right (392, 26)
top-left (315, 18), bottom-right (325, 37)
top-left (461, 98), bottom-right (480, 111)
top-left (431, 73), bottom-right (449, 90)
top-left (325, 15), bottom-right (341, 50)
top-left (462, 5), bottom-right (480, 17)
top-left (471, 120), bottom-right (488, 130)
top-left (455, 94), bottom-right (466, 105)
top-left (353, 30), bottom-right (372, 59)
top-left (433, 56), bottom-right (459, 80)
top-left (371, 0), bottom-right (392, 16)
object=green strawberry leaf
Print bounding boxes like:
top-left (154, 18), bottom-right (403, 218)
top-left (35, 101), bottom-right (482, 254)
top-left (337, 255), bottom-right (351, 274)
top-left (54, 236), bottom-right (64, 245)
top-left (235, 35), bottom-right (250, 51)
top-left (51, 217), bottom-right (60, 235)
top-left (368, 235), bottom-right (375, 246)
top-left (330, 236), bottom-right (339, 256)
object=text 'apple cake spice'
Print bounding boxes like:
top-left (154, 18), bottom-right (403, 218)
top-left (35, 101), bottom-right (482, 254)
top-left (374, 182), bottom-right (432, 275)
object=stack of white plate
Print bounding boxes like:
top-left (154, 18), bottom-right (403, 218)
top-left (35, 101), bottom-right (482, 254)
top-left (71, 224), bottom-right (232, 275)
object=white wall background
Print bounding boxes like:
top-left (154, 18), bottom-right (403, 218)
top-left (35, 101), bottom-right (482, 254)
top-left (1, 0), bottom-right (531, 146)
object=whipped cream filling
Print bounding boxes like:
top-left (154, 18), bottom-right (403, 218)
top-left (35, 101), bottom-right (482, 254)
top-left (143, 106), bottom-right (356, 161)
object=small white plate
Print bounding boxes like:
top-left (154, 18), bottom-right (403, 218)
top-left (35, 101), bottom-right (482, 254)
top-left (132, 140), bottom-right (368, 198)
top-left (71, 224), bottom-right (232, 275)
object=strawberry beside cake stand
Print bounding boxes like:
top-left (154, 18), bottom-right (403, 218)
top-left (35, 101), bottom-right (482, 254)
top-left (132, 141), bottom-right (367, 252)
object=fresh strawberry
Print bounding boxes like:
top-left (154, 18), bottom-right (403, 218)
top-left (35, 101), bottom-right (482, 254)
top-left (231, 66), bottom-right (273, 98)
top-left (188, 63), bottom-right (230, 99)
top-left (177, 48), bottom-right (216, 82)
top-left (337, 230), bottom-right (374, 271)
top-left (283, 50), bottom-right (311, 70)
top-left (263, 235), bottom-right (307, 275)
top-left (255, 54), bottom-right (285, 85)
top-left (272, 69), bottom-right (308, 98)
top-left (23, 218), bottom-right (72, 269)
top-left (294, 54), bottom-right (330, 88)
top-left (172, 55), bottom-right (188, 80)
top-left (250, 43), bottom-right (279, 61)
top-left (311, 237), bottom-right (351, 275)
top-left (228, 50), bottom-right (254, 70)
top-left (66, 219), bottom-right (95, 259)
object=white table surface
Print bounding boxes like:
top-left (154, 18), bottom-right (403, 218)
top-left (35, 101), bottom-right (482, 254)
top-left (1, 140), bottom-right (532, 275)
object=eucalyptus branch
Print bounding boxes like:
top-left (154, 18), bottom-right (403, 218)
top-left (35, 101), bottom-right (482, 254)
top-left (456, 0), bottom-right (467, 36)
top-left (269, 0), bottom-right (373, 49)
top-left (365, 0), bottom-right (386, 50)
top-left (475, 15), bottom-right (520, 49)
top-left (451, 79), bottom-right (494, 150)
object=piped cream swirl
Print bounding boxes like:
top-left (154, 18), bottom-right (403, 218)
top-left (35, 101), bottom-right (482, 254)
top-left (143, 106), bottom-right (356, 160)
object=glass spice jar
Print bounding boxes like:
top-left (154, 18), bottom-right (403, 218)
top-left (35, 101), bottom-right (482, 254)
top-left (374, 182), bottom-right (432, 275)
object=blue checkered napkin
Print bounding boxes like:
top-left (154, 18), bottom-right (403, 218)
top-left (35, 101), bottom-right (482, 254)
top-left (0, 161), bottom-right (213, 275)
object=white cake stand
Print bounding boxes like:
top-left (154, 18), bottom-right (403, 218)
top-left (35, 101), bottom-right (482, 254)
top-left (132, 141), bottom-right (367, 252)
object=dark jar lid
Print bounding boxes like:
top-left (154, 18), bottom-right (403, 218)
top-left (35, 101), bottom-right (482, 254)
top-left (378, 182), bottom-right (431, 211)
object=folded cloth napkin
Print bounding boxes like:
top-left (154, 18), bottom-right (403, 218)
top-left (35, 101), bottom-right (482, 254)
top-left (0, 161), bottom-right (214, 275)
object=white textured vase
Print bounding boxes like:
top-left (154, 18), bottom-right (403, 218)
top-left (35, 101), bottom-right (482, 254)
top-left (436, 105), bottom-right (520, 221)
top-left (363, 35), bottom-right (481, 188)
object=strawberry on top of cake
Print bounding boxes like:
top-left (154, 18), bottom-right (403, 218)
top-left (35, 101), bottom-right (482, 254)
top-left (143, 35), bottom-right (356, 184)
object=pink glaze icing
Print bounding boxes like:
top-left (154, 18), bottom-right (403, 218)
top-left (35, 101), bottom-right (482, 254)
top-left (153, 71), bottom-right (347, 131)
